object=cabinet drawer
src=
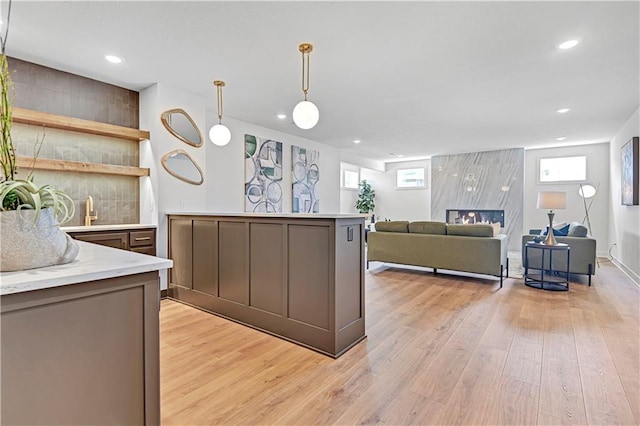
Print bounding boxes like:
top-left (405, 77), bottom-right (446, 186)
top-left (130, 230), bottom-right (155, 247)
top-left (72, 232), bottom-right (129, 250)
top-left (131, 246), bottom-right (156, 256)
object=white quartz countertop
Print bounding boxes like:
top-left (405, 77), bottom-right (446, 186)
top-left (167, 212), bottom-right (367, 219)
top-left (61, 223), bottom-right (157, 232)
top-left (0, 241), bottom-right (172, 296)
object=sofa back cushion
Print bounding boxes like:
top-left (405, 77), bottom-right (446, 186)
top-left (447, 223), bottom-right (500, 237)
top-left (568, 222), bottom-right (588, 237)
top-left (375, 221), bottom-right (409, 233)
top-left (408, 221), bottom-right (447, 235)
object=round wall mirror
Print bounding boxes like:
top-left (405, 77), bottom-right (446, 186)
top-left (161, 108), bottom-right (203, 147)
top-left (161, 149), bottom-right (204, 185)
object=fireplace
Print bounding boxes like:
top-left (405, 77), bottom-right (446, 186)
top-left (446, 209), bottom-right (505, 228)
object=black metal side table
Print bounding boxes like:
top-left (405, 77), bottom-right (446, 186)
top-left (524, 242), bottom-right (570, 291)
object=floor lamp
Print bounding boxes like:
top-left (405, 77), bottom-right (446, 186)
top-left (578, 183), bottom-right (598, 237)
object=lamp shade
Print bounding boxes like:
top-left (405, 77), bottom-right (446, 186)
top-left (292, 100), bottom-right (319, 129)
top-left (537, 191), bottom-right (566, 210)
top-left (209, 124), bottom-right (231, 146)
top-left (578, 184), bottom-right (597, 199)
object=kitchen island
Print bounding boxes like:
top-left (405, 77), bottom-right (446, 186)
top-left (167, 213), bottom-right (366, 358)
top-left (0, 241), bottom-right (172, 425)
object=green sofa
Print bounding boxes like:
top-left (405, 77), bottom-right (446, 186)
top-left (367, 221), bottom-right (508, 288)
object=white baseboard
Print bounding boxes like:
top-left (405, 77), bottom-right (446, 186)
top-left (611, 256), bottom-right (640, 287)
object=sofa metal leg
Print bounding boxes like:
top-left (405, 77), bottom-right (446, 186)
top-left (433, 268), bottom-right (437, 275)
top-left (366, 260), bottom-right (369, 270)
top-left (500, 272), bottom-right (503, 288)
top-left (506, 258), bottom-right (510, 278)
top-left (588, 263), bottom-right (592, 286)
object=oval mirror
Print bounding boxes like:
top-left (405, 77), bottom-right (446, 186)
top-left (161, 149), bottom-right (204, 185)
top-left (161, 108), bottom-right (203, 147)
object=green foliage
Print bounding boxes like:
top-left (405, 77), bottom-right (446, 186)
top-left (0, 179), bottom-right (75, 224)
top-left (0, 53), bottom-right (15, 182)
top-left (355, 180), bottom-right (375, 213)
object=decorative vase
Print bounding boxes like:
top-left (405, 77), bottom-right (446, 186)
top-left (0, 208), bottom-right (79, 272)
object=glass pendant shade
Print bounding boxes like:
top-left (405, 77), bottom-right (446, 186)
top-left (209, 123), bottom-right (231, 146)
top-left (293, 100), bottom-right (319, 130)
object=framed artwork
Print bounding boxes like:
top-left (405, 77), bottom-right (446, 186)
top-left (291, 146), bottom-right (319, 213)
top-left (621, 136), bottom-right (639, 206)
top-left (244, 134), bottom-right (283, 212)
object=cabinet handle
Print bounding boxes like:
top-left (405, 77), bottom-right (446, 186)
top-left (135, 237), bottom-right (151, 241)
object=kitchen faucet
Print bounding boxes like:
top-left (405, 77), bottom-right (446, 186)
top-left (85, 196), bottom-right (98, 226)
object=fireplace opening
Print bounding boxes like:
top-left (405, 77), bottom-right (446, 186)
top-left (446, 209), bottom-right (505, 228)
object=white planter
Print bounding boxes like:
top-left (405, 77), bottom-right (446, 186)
top-left (0, 208), bottom-right (79, 272)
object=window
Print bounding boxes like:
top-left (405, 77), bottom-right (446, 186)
top-left (396, 167), bottom-right (426, 188)
top-left (539, 156), bottom-right (586, 182)
top-left (342, 169), bottom-right (359, 189)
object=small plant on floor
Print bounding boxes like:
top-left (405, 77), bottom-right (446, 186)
top-left (355, 180), bottom-right (375, 214)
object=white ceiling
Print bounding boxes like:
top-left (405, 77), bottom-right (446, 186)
top-left (4, 1), bottom-right (639, 163)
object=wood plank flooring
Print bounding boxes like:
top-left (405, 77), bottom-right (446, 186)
top-left (160, 259), bottom-right (639, 425)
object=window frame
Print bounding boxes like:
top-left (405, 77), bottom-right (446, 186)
top-left (395, 167), bottom-right (427, 189)
top-left (341, 169), bottom-right (360, 190)
top-left (538, 155), bottom-right (587, 184)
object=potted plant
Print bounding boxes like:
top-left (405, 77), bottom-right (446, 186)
top-left (0, 10), bottom-right (78, 272)
top-left (355, 180), bottom-right (375, 220)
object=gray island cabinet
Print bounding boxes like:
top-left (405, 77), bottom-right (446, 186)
top-left (167, 213), bottom-right (366, 357)
top-left (0, 241), bottom-right (172, 425)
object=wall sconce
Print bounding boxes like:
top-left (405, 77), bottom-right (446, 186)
top-left (292, 43), bottom-right (319, 130)
top-left (209, 80), bottom-right (231, 146)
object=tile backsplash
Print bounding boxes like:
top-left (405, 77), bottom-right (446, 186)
top-left (8, 57), bottom-right (142, 226)
top-left (13, 124), bottom-right (140, 226)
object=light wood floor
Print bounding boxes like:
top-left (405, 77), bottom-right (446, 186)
top-left (160, 260), bottom-right (639, 425)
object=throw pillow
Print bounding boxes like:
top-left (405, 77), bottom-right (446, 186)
top-left (541, 224), bottom-right (570, 236)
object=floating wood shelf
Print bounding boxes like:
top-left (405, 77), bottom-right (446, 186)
top-left (16, 157), bottom-right (150, 177)
top-left (12, 107), bottom-right (150, 141)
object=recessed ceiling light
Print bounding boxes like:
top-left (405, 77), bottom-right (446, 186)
top-left (556, 137), bottom-right (567, 141)
top-left (558, 40), bottom-right (579, 50)
top-left (276, 114), bottom-right (287, 119)
top-left (104, 55), bottom-right (123, 64)
top-left (353, 139), bottom-right (361, 144)
top-left (556, 108), bottom-right (571, 114)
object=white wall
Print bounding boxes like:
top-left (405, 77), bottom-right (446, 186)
top-left (206, 116), bottom-right (341, 213)
top-left (523, 143), bottom-right (610, 256)
top-left (140, 83), bottom-right (210, 290)
top-left (357, 159), bottom-right (432, 222)
top-left (339, 162), bottom-right (360, 213)
top-left (608, 107), bottom-right (640, 283)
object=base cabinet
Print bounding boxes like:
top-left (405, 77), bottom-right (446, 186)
top-left (168, 214), bottom-right (366, 358)
top-left (69, 228), bottom-right (156, 255)
top-left (1, 272), bottom-right (160, 425)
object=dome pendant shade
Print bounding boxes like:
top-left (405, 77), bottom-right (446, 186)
top-left (293, 100), bottom-right (319, 130)
top-left (209, 124), bottom-right (231, 146)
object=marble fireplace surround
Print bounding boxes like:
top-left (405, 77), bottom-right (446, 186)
top-left (432, 148), bottom-right (524, 252)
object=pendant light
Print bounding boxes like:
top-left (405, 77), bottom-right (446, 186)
top-left (209, 80), bottom-right (231, 146)
top-left (292, 43), bottom-right (319, 130)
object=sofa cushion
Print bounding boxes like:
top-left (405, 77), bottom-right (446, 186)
top-left (375, 221), bottom-right (409, 233)
top-left (446, 223), bottom-right (500, 237)
top-left (568, 222), bottom-right (588, 237)
top-left (408, 221), bottom-right (447, 235)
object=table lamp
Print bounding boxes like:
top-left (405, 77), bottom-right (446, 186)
top-left (537, 191), bottom-right (567, 245)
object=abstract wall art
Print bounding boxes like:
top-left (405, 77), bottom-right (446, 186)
top-left (621, 136), bottom-right (639, 206)
top-left (245, 134), bottom-right (283, 212)
top-left (292, 145), bottom-right (320, 213)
